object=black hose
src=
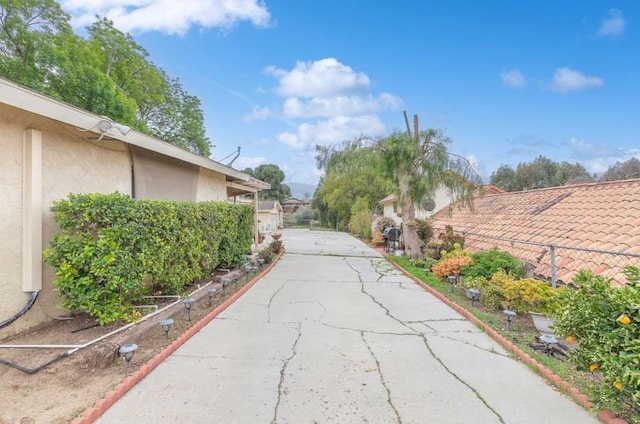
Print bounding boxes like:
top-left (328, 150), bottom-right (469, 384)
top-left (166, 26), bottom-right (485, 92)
top-left (0, 351), bottom-right (70, 374)
top-left (0, 291), bottom-right (39, 330)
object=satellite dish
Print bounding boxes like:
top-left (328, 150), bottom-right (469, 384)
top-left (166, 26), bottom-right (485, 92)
top-left (423, 198), bottom-right (436, 212)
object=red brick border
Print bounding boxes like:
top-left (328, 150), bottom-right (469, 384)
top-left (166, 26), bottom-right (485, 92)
top-left (72, 250), bottom-right (285, 424)
top-left (386, 257), bottom-right (627, 424)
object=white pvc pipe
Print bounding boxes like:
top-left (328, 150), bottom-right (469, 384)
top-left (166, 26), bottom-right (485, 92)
top-left (0, 280), bottom-right (217, 351)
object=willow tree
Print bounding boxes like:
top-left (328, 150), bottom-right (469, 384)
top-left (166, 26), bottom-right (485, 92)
top-left (317, 113), bottom-right (480, 259)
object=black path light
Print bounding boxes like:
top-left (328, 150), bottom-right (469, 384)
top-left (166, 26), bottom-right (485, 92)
top-left (466, 288), bottom-right (481, 307)
top-left (503, 310), bottom-right (516, 331)
top-left (447, 275), bottom-right (457, 293)
top-left (159, 318), bottom-right (174, 340)
top-left (119, 343), bottom-right (138, 369)
top-left (207, 287), bottom-right (216, 307)
top-left (183, 297), bottom-right (195, 321)
top-left (539, 334), bottom-right (558, 356)
top-left (221, 277), bottom-right (231, 292)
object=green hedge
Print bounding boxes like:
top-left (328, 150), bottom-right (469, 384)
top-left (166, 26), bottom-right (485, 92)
top-left (44, 192), bottom-right (254, 324)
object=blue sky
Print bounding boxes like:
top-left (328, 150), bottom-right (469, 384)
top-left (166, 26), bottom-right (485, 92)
top-left (61, 1), bottom-right (639, 186)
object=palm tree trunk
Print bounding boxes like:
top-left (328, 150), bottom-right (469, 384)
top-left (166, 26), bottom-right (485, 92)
top-left (398, 172), bottom-right (421, 259)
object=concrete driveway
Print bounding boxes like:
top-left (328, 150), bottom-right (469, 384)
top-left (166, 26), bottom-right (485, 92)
top-left (97, 229), bottom-right (598, 423)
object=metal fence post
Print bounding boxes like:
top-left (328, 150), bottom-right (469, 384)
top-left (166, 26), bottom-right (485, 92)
top-left (550, 245), bottom-right (556, 288)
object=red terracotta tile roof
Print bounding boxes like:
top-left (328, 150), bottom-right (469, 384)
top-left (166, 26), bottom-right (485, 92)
top-left (429, 179), bottom-right (640, 286)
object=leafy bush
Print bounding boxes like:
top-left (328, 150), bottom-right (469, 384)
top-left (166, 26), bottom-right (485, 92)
top-left (464, 270), bottom-right (562, 314)
top-left (552, 267), bottom-right (640, 415)
top-left (258, 239), bottom-right (284, 264)
top-left (431, 255), bottom-right (472, 280)
top-left (462, 248), bottom-right (523, 279)
top-left (349, 197), bottom-right (372, 238)
top-left (44, 192), bottom-right (254, 324)
top-left (440, 225), bottom-right (464, 252)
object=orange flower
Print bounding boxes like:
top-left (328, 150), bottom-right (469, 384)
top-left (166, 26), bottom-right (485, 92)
top-left (589, 364), bottom-right (598, 372)
top-left (566, 335), bottom-right (575, 343)
top-left (617, 314), bottom-right (631, 325)
top-left (614, 382), bottom-right (623, 391)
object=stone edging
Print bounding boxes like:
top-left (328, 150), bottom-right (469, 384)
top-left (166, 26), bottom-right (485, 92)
top-left (72, 249), bottom-right (285, 424)
top-left (386, 258), bottom-right (628, 424)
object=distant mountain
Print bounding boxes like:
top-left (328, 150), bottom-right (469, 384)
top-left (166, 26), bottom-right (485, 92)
top-left (286, 182), bottom-right (316, 200)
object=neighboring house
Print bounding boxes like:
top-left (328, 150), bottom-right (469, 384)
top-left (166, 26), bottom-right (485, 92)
top-left (428, 180), bottom-right (640, 286)
top-left (257, 200), bottom-right (283, 233)
top-left (378, 185), bottom-right (479, 225)
top-left (0, 77), bottom-right (269, 338)
top-left (282, 197), bottom-right (310, 214)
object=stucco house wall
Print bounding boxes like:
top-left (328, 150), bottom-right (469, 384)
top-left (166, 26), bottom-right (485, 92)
top-left (379, 186), bottom-right (452, 226)
top-left (257, 201), bottom-right (283, 233)
top-left (196, 168), bottom-right (228, 201)
top-left (1, 103), bottom-right (133, 335)
top-left (0, 77), bottom-right (269, 339)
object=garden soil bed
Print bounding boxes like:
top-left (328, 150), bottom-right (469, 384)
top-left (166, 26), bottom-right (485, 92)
top-left (0, 272), bottom-right (256, 424)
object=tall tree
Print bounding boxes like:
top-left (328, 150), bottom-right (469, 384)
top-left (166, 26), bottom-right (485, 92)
top-left (0, 0), bottom-right (70, 89)
top-left (490, 156), bottom-right (593, 192)
top-left (315, 146), bottom-right (393, 230)
top-left (601, 158), bottom-right (640, 182)
top-left (249, 164), bottom-right (291, 203)
top-left (317, 113), bottom-right (479, 259)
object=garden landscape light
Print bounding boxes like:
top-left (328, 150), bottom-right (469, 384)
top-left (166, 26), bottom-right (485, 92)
top-left (159, 318), bottom-right (174, 340)
top-left (503, 310), bottom-right (516, 331)
top-left (207, 287), bottom-right (216, 307)
top-left (447, 275), bottom-right (456, 293)
top-left (183, 297), bottom-right (195, 321)
top-left (119, 343), bottom-right (138, 369)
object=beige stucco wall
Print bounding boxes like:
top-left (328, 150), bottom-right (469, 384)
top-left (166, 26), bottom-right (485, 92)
top-left (382, 187), bottom-right (453, 225)
top-left (257, 210), bottom-right (282, 233)
top-left (0, 104), bottom-right (132, 339)
top-left (196, 168), bottom-right (228, 201)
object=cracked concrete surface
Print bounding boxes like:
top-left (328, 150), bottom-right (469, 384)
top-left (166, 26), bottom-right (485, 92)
top-left (97, 229), bottom-right (599, 424)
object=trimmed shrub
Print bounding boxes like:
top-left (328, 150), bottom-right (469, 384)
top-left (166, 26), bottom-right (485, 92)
top-left (431, 255), bottom-right (472, 280)
top-left (44, 192), bottom-right (254, 324)
top-left (461, 247), bottom-right (523, 279)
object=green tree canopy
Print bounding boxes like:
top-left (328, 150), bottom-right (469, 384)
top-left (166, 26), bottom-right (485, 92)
top-left (490, 156), bottom-right (593, 192)
top-left (601, 157), bottom-right (640, 182)
top-left (244, 164), bottom-right (291, 203)
top-left (316, 113), bottom-right (480, 258)
top-left (0, 0), bottom-right (211, 156)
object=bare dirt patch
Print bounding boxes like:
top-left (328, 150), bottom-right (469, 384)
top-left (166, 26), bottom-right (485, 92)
top-left (0, 272), bottom-right (255, 424)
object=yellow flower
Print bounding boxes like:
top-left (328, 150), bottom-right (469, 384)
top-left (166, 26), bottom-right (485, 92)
top-left (617, 314), bottom-right (631, 325)
top-left (614, 382), bottom-right (623, 391)
top-left (589, 364), bottom-right (599, 372)
top-left (566, 335), bottom-right (575, 343)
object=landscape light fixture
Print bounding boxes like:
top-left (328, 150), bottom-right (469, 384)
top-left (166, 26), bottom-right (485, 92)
top-left (119, 343), bottom-right (138, 369)
top-left (183, 297), bottom-right (195, 321)
top-left (503, 310), bottom-right (516, 331)
top-left (159, 318), bottom-right (174, 340)
top-left (447, 275), bottom-right (457, 293)
top-left (539, 334), bottom-right (558, 357)
top-left (207, 287), bottom-right (216, 307)
top-left (467, 288), bottom-right (481, 307)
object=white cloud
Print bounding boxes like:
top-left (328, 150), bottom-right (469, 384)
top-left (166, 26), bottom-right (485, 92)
top-left (549, 67), bottom-right (603, 93)
top-left (598, 8), bottom-right (625, 38)
top-left (277, 115), bottom-right (386, 151)
top-left (265, 58), bottom-right (371, 98)
top-left (243, 105), bottom-right (271, 121)
top-left (569, 137), bottom-right (638, 173)
top-left (282, 93), bottom-right (402, 119)
top-left (500, 69), bottom-right (526, 88)
top-left (61, 0), bottom-right (271, 35)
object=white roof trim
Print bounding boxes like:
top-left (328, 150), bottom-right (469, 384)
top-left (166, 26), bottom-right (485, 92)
top-left (0, 77), bottom-right (257, 184)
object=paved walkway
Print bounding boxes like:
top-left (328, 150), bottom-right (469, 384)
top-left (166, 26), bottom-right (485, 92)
top-left (97, 229), bottom-right (598, 423)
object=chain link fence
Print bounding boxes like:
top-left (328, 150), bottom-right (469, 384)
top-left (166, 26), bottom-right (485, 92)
top-left (434, 227), bottom-right (640, 287)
